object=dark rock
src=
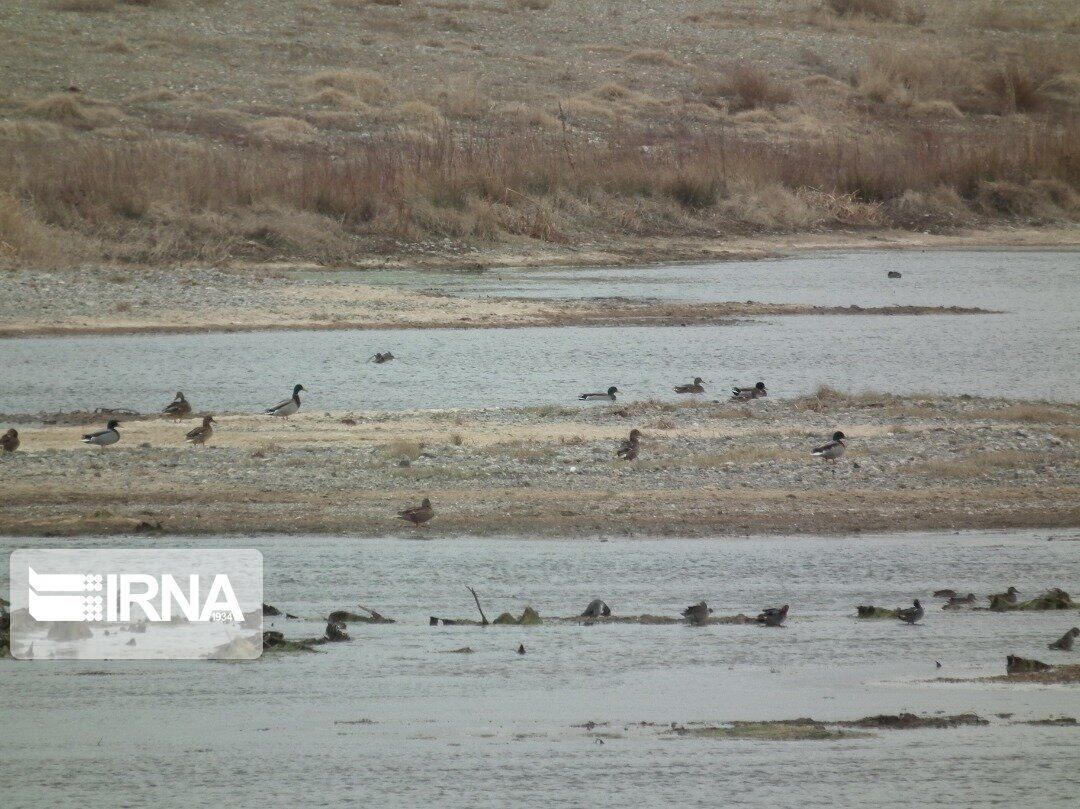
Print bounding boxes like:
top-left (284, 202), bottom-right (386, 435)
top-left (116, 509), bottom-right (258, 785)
top-left (262, 603), bottom-right (282, 616)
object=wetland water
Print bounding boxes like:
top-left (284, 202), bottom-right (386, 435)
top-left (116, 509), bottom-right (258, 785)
top-left (2, 531), bottom-right (1079, 808)
top-left (1, 250), bottom-right (1078, 414)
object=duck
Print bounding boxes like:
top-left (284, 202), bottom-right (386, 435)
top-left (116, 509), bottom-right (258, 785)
top-left (681, 601), bottom-right (712, 625)
top-left (933, 588), bottom-right (958, 598)
top-left (887, 270), bottom-right (902, 279)
top-left (581, 599), bottom-right (612, 618)
top-left (756, 604), bottom-right (789, 627)
top-left (811, 431), bottom-right (846, 463)
top-left (264, 384), bottom-right (305, 418)
top-left (732, 382), bottom-right (767, 400)
top-left (82, 420), bottom-right (120, 448)
top-left (370, 352), bottom-right (395, 364)
top-left (945, 593), bottom-right (976, 606)
top-left (896, 599), bottom-right (924, 625)
top-left (579, 386), bottom-right (618, 402)
top-left (674, 377), bottom-right (705, 394)
top-left (161, 391), bottom-right (192, 420)
top-left (617, 429), bottom-right (642, 461)
top-left (1048, 627), bottom-right (1079, 651)
top-left (398, 497), bottom-right (434, 529)
top-left (1, 428), bottom-right (19, 452)
top-left (988, 586), bottom-right (1020, 603)
top-left (184, 415), bottom-right (215, 446)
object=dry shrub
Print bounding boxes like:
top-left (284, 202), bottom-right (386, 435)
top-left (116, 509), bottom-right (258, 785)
top-left (983, 61), bottom-right (1047, 113)
top-left (378, 440), bottom-right (424, 461)
top-left (723, 66), bottom-right (794, 111)
top-left (0, 119), bottom-right (67, 142)
top-left (724, 184), bottom-right (818, 229)
top-left (23, 93), bottom-right (124, 129)
top-left (128, 87), bottom-right (177, 104)
top-left (626, 49), bottom-right (679, 67)
top-left (301, 70), bottom-right (391, 104)
top-left (966, 404), bottom-right (1079, 424)
top-left (250, 116), bottom-right (317, 143)
top-left (496, 102), bottom-right (558, 129)
top-left (102, 39), bottom-right (133, 53)
top-left (561, 97), bottom-right (617, 121)
top-left (914, 451), bottom-right (1042, 478)
top-left (825, 0), bottom-right (924, 25)
top-left (390, 100), bottom-right (445, 127)
top-left (433, 84), bottom-right (489, 119)
top-left (303, 88), bottom-right (370, 110)
top-left (971, 2), bottom-right (1052, 32)
top-left (593, 83), bottom-right (633, 101)
top-left (908, 99), bottom-right (963, 118)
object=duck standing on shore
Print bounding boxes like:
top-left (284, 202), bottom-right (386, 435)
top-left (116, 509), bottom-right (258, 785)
top-left (82, 420), bottom-right (120, 448)
top-left (162, 391), bottom-right (192, 420)
top-left (398, 497), bottom-right (434, 529)
top-left (674, 377), bottom-right (705, 394)
top-left (896, 599), bottom-right (924, 625)
top-left (185, 415), bottom-right (215, 447)
top-left (732, 382), bottom-right (767, 400)
top-left (617, 429), bottom-right (642, 461)
top-left (264, 384), bottom-right (305, 418)
top-left (1, 429), bottom-right (19, 452)
top-left (811, 431), bottom-right (846, 464)
top-left (579, 386), bottom-right (618, 402)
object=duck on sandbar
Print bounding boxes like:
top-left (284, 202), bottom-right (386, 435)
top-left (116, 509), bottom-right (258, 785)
top-left (811, 431), bottom-right (846, 463)
top-left (82, 420), bottom-right (120, 448)
top-left (162, 391), bottom-right (192, 420)
top-left (185, 415), bottom-right (215, 447)
top-left (398, 497), bottom-right (434, 529)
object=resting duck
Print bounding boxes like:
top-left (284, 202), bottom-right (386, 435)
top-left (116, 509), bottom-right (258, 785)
top-left (398, 497), bottom-right (434, 528)
top-left (370, 352), bottom-right (395, 364)
top-left (682, 601), bottom-right (712, 625)
top-left (933, 588), bottom-right (957, 598)
top-left (988, 586), bottom-right (1020, 603)
top-left (581, 599), bottom-right (612, 618)
top-left (1, 428), bottom-right (19, 452)
top-left (82, 420), bottom-right (120, 448)
top-left (264, 384), bottom-right (305, 418)
top-left (617, 429), bottom-right (642, 461)
top-left (185, 415), bottom-right (215, 446)
top-left (674, 377), bottom-right (705, 394)
top-left (732, 382), bottom-right (767, 400)
top-left (811, 431), bottom-right (846, 463)
top-left (757, 604), bottom-right (789, 627)
top-left (945, 593), bottom-right (976, 605)
top-left (162, 391), bottom-right (192, 420)
top-left (896, 599), bottom-right (924, 625)
top-left (579, 386), bottom-right (618, 402)
top-left (1048, 627), bottom-right (1079, 651)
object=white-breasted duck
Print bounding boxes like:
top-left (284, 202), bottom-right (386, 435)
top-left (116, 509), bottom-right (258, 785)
top-left (579, 386), bottom-right (618, 402)
top-left (162, 391), bottom-right (192, 420)
top-left (82, 420), bottom-right (120, 447)
top-left (264, 384), bottom-right (305, 418)
top-left (674, 377), bottom-right (705, 394)
top-left (811, 431), bottom-right (846, 462)
top-left (732, 382), bottom-right (767, 400)
top-left (185, 415), bottom-right (215, 446)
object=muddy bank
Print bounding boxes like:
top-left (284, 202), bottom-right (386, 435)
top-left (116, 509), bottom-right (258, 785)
top-left (1, 393), bottom-right (1076, 537)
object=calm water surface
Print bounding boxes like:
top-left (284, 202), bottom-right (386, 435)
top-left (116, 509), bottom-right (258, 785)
top-left (2, 530), bottom-right (1079, 808)
top-left (3, 251), bottom-right (1079, 412)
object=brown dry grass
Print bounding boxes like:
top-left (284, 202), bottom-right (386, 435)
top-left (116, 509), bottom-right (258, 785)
top-left (912, 451), bottom-right (1044, 478)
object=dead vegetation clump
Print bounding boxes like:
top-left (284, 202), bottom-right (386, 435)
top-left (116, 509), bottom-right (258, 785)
top-left (23, 93), bottom-right (124, 130)
top-left (300, 70), bottom-right (393, 105)
top-left (824, 0), bottom-right (925, 25)
top-left (700, 66), bottom-right (794, 111)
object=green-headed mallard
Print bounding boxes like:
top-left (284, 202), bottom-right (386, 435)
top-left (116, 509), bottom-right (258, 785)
top-left (579, 386), bottom-right (618, 402)
top-left (185, 415), bottom-right (215, 446)
top-left (674, 377), bottom-right (705, 394)
top-left (162, 391), bottom-right (192, 420)
top-left (732, 382), bottom-right (767, 400)
top-left (617, 429), bottom-right (642, 461)
top-left (264, 384), bottom-right (305, 418)
top-left (82, 420), bottom-right (120, 447)
top-left (811, 431), bottom-right (846, 462)
top-left (398, 497), bottom-right (434, 528)
top-left (1, 428), bottom-right (19, 452)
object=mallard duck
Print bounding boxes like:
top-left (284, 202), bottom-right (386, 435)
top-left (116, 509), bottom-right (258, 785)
top-left (756, 604), bottom-right (789, 627)
top-left (82, 420), bottom-right (120, 447)
top-left (264, 384), bottom-right (305, 418)
top-left (682, 601), bottom-right (712, 625)
top-left (185, 415), bottom-right (215, 446)
top-left (581, 599), bottom-right (611, 618)
top-left (398, 497), bottom-right (434, 528)
top-left (579, 386), bottom-right (618, 401)
top-left (988, 586), bottom-right (1020, 603)
top-left (1048, 627), bottom-right (1079, 651)
top-left (933, 588), bottom-right (958, 598)
top-left (162, 391), bottom-right (192, 420)
top-left (0, 428), bottom-right (19, 452)
top-left (732, 382), bottom-right (767, 400)
top-left (945, 593), bottom-right (976, 605)
top-left (617, 429), bottom-right (642, 460)
top-left (811, 431), bottom-right (846, 462)
top-left (370, 352), bottom-right (395, 364)
top-left (674, 377), bottom-right (705, 394)
top-left (896, 599), bottom-right (924, 625)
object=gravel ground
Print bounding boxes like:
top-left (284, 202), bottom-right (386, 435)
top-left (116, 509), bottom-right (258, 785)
top-left (2, 392), bottom-right (1076, 536)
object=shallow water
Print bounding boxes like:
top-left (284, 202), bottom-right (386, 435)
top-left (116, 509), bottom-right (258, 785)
top-left (2, 251), bottom-right (1077, 414)
top-left (2, 530), bottom-right (1079, 808)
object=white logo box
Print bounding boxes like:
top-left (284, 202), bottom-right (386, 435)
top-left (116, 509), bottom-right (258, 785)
top-left (8, 549), bottom-right (263, 660)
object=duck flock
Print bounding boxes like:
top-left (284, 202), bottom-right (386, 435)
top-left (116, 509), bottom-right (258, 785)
top-left (0, 372), bottom-right (856, 528)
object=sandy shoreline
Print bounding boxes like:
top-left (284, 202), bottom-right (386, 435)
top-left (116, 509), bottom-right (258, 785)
top-left (2, 392), bottom-right (1076, 538)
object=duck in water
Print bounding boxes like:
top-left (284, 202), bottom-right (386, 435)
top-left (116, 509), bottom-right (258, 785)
top-left (579, 386), bottom-right (619, 402)
top-left (1048, 628), bottom-right (1079, 651)
top-left (370, 352), bottom-right (395, 364)
top-left (581, 599), bottom-right (612, 618)
top-left (896, 599), bottom-right (924, 625)
top-left (731, 382), bottom-right (767, 400)
top-left (674, 377), bottom-right (705, 394)
top-left (682, 601), bottom-right (712, 626)
top-left (988, 586), bottom-right (1020, 603)
top-left (756, 604), bottom-right (789, 627)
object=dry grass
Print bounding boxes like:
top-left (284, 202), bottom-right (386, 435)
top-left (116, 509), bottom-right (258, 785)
top-left (250, 116), bottom-right (318, 143)
top-left (964, 404), bottom-right (1080, 425)
top-left (626, 49), bottom-right (680, 67)
top-left (52, 0), bottom-right (116, 11)
top-left (300, 70), bottom-right (392, 105)
top-left (23, 93), bottom-right (124, 130)
top-left (704, 66), bottom-right (794, 111)
top-left (824, 0), bottom-right (925, 25)
top-left (495, 102), bottom-right (558, 129)
top-left (913, 451), bottom-right (1044, 478)
top-left (377, 440), bottom-right (424, 461)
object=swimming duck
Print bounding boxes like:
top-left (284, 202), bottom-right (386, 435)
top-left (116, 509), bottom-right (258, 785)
top-left (579, 386), bottom-right (618, 402)
top-left (82, 420), bottom-right (120, 448)
top-left (756, 604), bottom-right (789, 627)
top-left (1048, 627), bottom-right (1079, 651)
top-left (811, 431), bottom-right (846, 463)
top-left (1, 429), bottom-right (18, 452)
top-left (988, 586), bottom-right (1020, 603)
top-left (185, 415), bottom-right (215, 446)
top-left (945, 593), bottom-right (976, 606)
top-left (732, 382), bottom-right (767, 400)
top-left (682, 601), bottom-right (712, 625)
top-left (581, 599), bottom-right (612, 618)
top-left (617, 429), bottom-right (642, 461)
top-left (370, 352), bottom-right (395, 364)
top-left (264, 384), bottom-right (305, 418)
top-left (933, 589), bottom-right (958, 598)
top-left (896, 599), bottom-right (924, 625)
top-left (398, 497), bottom-right (434, 529)
top-left (674, 377), bottom-right (705, 394)
top-left (161, 391), bottom-right (192, 420)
